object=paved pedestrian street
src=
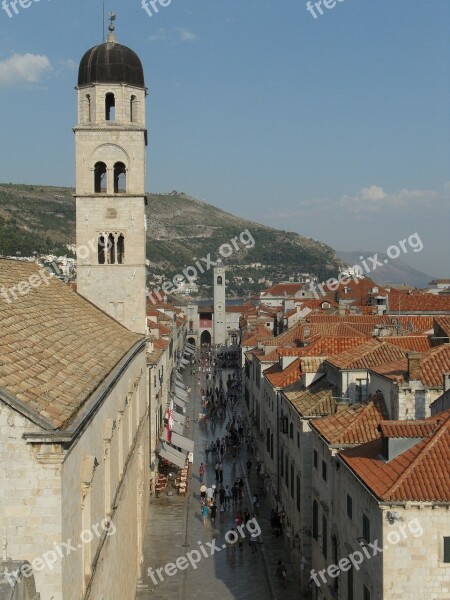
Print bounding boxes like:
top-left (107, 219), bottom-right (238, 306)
top-left (139, 358), bottom-right (307, 600)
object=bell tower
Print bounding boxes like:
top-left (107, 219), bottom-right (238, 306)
top-left (74, 17), bottom-right (148, 335)
top-left (213, 261), bottom-right (226, 346)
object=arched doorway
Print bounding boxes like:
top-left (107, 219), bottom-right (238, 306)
top-left (200, 330), bottom-right (211, 345)
top-left (187, 337), bottom-right (196, 347)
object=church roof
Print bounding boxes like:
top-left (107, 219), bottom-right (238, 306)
top-left (0, 259), bottom-right (144, 430)
top-left (78, 40), bottom-right (145, 88)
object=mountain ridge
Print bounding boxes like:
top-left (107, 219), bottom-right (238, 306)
top-left (0, 183), bottom-right (340, 295)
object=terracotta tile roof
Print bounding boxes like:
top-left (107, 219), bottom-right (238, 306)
top-left (284, 376), bottom-right (340, 417)
top-left (387, 291), bottom-right (450, 313)
top-left (370, 345), bottom-right (450, 387)
top-left (334, 277), bottom-right (389, 301)
top-left (265, 358), bottom-right (301, 388)
top-left (340, 410), bottom-right (450, 502)
top-left (379, 421), bottom-right (436, 438)
top-left (311, 393), bottom-right (388, 445)
top-left (300, 336), bottom-right (369, 357)
top-left (0, 259), bottom-right (144, 429)
top-left (309, 322), bottom-right (369, 338)
top-left (153, 338), bottom-right (169, 349)
top-left (306, 314), bottom-right (434, 334)
top-left (260, 323), bottom-right (305, 347)
top-left (264, 347), bottom-right (304, 362)
top-left (261, 283), bottom-right (304, 297)
top-left (382, 336), bottom-right (432, 353)
top-left (326, 340), bottom-right (407, 370)
top-left (419, 345), bottom-right (450, 386)
top-left (370, 359), bottom-right (407, 382)
top-left (242, 324), bottom-right (272, 346)
top-left (397, 316), bottom-right (434, 333)
top-left (263, 348), bottom-right (280, 362)
top-left (307, 315), bottom-right (381, 324)
top-left (146, 307), bottom-right (172, 321)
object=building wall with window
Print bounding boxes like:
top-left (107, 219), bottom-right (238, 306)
top-left (337, 459), bottom-right (450, 600)
top-left (278, 393), bottom-right (313, 593)
top-left (75, 80), bottom-right (148, 336)
top-left (324, 363), bottom-right (369, 403)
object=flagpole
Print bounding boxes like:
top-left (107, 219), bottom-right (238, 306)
top-left (102, 0), bottom-right (105, 42)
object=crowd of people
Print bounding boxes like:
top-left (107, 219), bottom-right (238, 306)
top-left (193, 344), bottom-right (288, 581)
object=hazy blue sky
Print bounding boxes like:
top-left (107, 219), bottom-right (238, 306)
top-left (0, 0), bottom-right (449, 276)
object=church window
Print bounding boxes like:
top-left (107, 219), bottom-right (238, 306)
top-left (98, 234), bottom-right (106, 264)
top-left (105, 93), bottom-right (115, 121)
top-left (217, 276), bottom-right (223, 285)
top-left (94, 162), bottom-right (107, 193)
top-left (130, 95), bottom-right (137, 122)
top-left (107, 233), bottom-right (115, 264)
top-left (114, 162), bottom-right (126, 193)
top-left (86, 94), bottom-right (91, 122)
top-left (117, 234), bottom-right (125, 264)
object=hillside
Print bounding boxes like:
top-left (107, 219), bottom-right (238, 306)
top-left (0, 183), bottom-right (341, 295)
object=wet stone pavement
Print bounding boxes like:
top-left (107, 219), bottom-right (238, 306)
top-left (139, 361), bottom-right (307, 600)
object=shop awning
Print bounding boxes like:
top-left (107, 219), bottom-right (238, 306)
top-left (180, 358), bottom-right (189, 365)
top-left (184, 347), bottom-right (195, 355)
top-left (175, 385), bottom-right (188, 395)
top-left (172, 412), bottom-right (186, 425)
top-left (170, 432), bottom-right (195, 453)
top-left (173, 396), bottom-right (186, 410)
top-left (175, 371), bottom-right (183, 381)
top-left (171, 420), bottom-right (184, 435)
top-left (158, 443), bottom-right (186, 469)
top-left (175, 394), bottom-right (188, 404)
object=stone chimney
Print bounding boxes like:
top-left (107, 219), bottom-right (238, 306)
top-left (407, 352), bottom-right (421, 382)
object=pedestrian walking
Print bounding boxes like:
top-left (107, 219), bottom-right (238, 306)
top-left (200, 483), bottom-right (207, 505)
top-left (218, 461), bottom-right (223, 483)
top-left (210, 502), bottom-right (217, 524)
top-left (276, 560), bottom-right (287, 587)
top-left (215, 461), bottom-right (220, 480)
top-left (199, 462), bottom-right (205, 482)
top-left (246, 459), bottom-right (252, 474)
top-left (201, 503), bottom-right (209, 526)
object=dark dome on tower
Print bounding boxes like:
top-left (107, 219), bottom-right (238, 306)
top-left (78, 41), bottom-right (145, 88)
